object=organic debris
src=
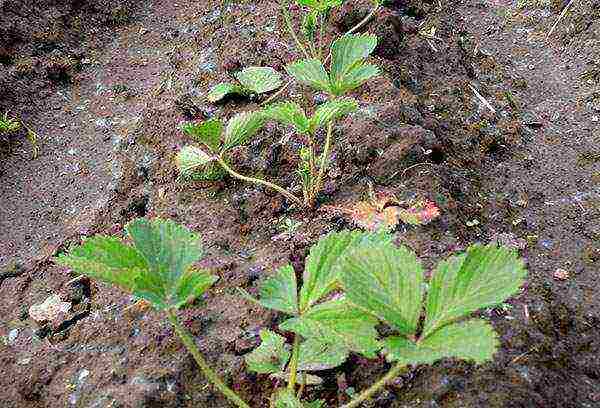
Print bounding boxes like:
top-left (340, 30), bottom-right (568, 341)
top-left (28, 294), bottom-right (72, 326)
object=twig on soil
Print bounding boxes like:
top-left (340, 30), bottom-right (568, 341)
top-left (546, 0), bottom-right (577, 40)
top-left (468, 83), bottom-right (497, 114)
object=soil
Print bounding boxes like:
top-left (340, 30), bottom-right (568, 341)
top-left (1, 0), bottom-right (599, 407)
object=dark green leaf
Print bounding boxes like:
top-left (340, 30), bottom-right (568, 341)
top-left (422, 245), bottom-right (526, 338)
top-left (339, 242), bottom-right (424, 336)
top-left (330, 34), bottom-right (377, 84)
top-left (242, 264), bottom-right (299, 315)
top-left (235, 67), bottom-right (283, 94)
top-left (385, 319), bottom-right (499, 365)
top-left (172, 269), bottom-right (218, 309)
top-left (331, 63), bottom-right (380, 96)
top-left (223, 111), bottom-right (266, 150)
top-left (182, 119), bottom-right (223, 151)
top-left (309, 97), bottom-right (358, 133)
top-left (302, 11), bottom-right (318, 41)
top-left (263, 102), bottom-right (310, 134)
top-left (286, 59), bottom-right (331, 93)
top-left (280, 298), bottom-right (380, 358)
top-left (245, 329), bottom-right (291, 374)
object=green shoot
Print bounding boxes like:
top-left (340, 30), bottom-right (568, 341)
top-left (241, 231), bottom-right (527, 406)
top-left (0, 112), bottom-right (39, 159)
top-left (208, 67), bottom-right (283, 103)
top-left (55, 218), bottom-right (251, 408)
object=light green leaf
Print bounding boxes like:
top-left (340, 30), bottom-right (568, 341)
top-left (298, 338), bottom-right (348, 371)
top-left (172, 269), bottom-right (218, 309)
top-left (245, 329), bottom-right (291, 374)
top-left (330, 34), bottom-right (378, 84)
top-left (242, 264), bottom-right (299, 315)
top-left (422, 244), bottom-right (527, 338)
top-left (223, 111), bottom-right (266, 150)
top-left (339, 242), bottom-right (424, 336)
top-left (263, 101), bottom-right (310, 134)
top-left (126, 218), bottom-right (204, 309)
top-left (299, 230), bottom-right (378, 312)
top-left (286, 59), bottom-right (331, 93)
top-left (55, 236), bottom-right (147, 292)
top-left (309, 97), bottom-right (358, 133)
top-left (385, 319), bottom-right (499, 365)
top-left (331, 63), bottom-right (380, 96)
top-left (182, 119), bottom-right (223, 151)
top-left (280, 298), bottom-right (380, 358)
top-left (235, 67), bottom-right (283, 94)
top-left (207, 83), bottom-right (246, 103)
top-left (176, 146), bottom-right (215, 178)
top-left (274, 389), bottom-right (324, 407)
top-left (302, 11), bottom-right (318, 41)
top-left (296, 0), bottom-right (343, 11)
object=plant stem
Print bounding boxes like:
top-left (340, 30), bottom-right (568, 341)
top-left (341, 362), bottom-right (406, 408)
top-left (167, 311), bottom-right (250, 408)
top-left (311, 121), bottom-right (333, 204)
top-left (217, 156), bottom-right (303, 206)
top-left (281, 0), bottom-right (311, 60)
top-left (287, 335), bottom-right (301, 391)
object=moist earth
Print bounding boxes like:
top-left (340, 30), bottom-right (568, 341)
top-left (1, 0), bottom-right (599, 407)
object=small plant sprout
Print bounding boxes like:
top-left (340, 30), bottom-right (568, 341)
top-left (55, 218), bottom-right (251, 408)
top-left (177, 33), bottom-right (380, 207)
top-left (241, 231), bottom-right (526, 407)
top-left (0, 112), bottom-right (39, 159)
top-left (208, 67), bottom-right (284, 103)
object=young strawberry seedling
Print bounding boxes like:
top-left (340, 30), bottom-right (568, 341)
top-left (56, 218), bottom-right (251, 408)
top-left (241, 230), bottom-right (526, 407)
top-left (208, 67), bottom-right (283, 103)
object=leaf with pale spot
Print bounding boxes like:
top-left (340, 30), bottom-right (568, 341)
top-left (245, 329), bottom-right (291, 374)
top-left (298, 338), bottom-right (348, 371)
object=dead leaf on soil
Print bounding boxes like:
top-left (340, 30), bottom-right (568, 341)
top-left (29, 294), bottom-right (71, 325)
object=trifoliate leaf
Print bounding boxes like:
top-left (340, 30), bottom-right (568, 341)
top-left (223, 111), bottom-right (266, 151)
top-left (332, 63), bottom-right (380, 96)
top-left (207, 83), bottom-right (246, 103)
top-left (263, 101), bottom-right (310, 134)
top-left (385, 319), bottom-right (499, 365)
top-left (286, 59), bottom-right (331, 93)
top-left (339, 242), bottom-right (424, 336)
top-left (309, 97), bottom-right (358, 133)
top-left (422, 245), bottom-right (527, 339)
top-left (245, 329), bottom-right (291, 374)
top-left (241, 264), bottom-right (299, 315)
top-left (172, 268), bottom-right (218, 309)
top-left (235, 67), bottom-right (283, 94)
top-left (298, 338), bottom-right (349, 371)
top-left (126, 218), bottom-right (205, 310)
top-left (55, 236), bottom-right (147, 293)
top-left (176, 146), bottom-right (214, 178)
top-left (280, 298), bottom-right (381, 358)
top-left (182, 119), bottom-right (223, 152)
top-left (330, 34), bottom-right (378, 83)
top-left (299, 230), bottom-right (377, 312)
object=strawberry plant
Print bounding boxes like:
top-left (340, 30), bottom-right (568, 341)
top-left (55, 218), bottom-right (251, 408)
top-left (241, 231), bottom-right (526, 407)
top-left (208, 67), bottom-right (283, 103)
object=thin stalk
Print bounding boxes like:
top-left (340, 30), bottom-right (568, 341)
top-left (341, 362), bottom-right (406, 408)
top-left (217, 156), bottom-right (302, 206)
top-left (287, 335), bottom-right (301, 391)
top-left (311, 121), bottom-right (333, 203)
top-left (281, 0), bottom-right (311, 60)
top-left (168, 311), bottom-right (250, 408)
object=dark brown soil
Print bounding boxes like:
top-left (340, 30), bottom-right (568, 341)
top-left (1, 0), bottom-right (599, 407)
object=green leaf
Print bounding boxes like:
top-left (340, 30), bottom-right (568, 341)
top-left (331, 63), bottom-right (380, 96)
top-left (263, 101), bottom-right (310, 134)
top-left (182, 119), bottom-right (223, 151)
top-left (176, 145), bottom-right (215, 178)
top-left (274, 389), bottom-right (324, 407)
top-left (302, 11), bottom-right (318, 41)
top-left (385, 319), bottom-right (499, 365)
top-left (298, 338), bottom-right (348, 371)
top-left (280, 298), bottom-right (380, 358)
top-left (223, 111), bottom-right (266, 150)
top-left (126, 218), bottom-right (205, 310)
top-left (242, 264), bottom-right (299, 315)
top-left (339, 242), bottom-right (424, 336)
top-left (235, 67), bottom-right (283, 94)
top-left (286, 59), bottom-right (331, 93)
top-left (309, 97), bottom-right (358, 133)
top-left (245, 329), bottom-right (291, 374)
top-left (296, 0), bottom-right (343, 11)
top-left (172, 268), bottom-right (218, 309)
top-left (299, 230), bottom-right (394, 312)
top-left (207, 83), bottom-right (246, 103)
top-left (422, 244), bottom-right (527, 338)
top-left (330, 34), bottom-right (378, 84)
top-left (55, 236), bottom-right (147, 292)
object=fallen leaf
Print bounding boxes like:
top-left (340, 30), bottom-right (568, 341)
top-left (29, 294), bottom-right (71, 324)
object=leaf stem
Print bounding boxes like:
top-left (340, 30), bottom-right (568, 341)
top-left (287, 335), bottom-right (301, 391)
top-left (310, 121), bottom-right (333, 204)
top-left (217, 155), bottom-right (303, 206)
top-left (281, 0), bottom-right (311, 60)
top-left (341, 362), bottom-right (406, 408)
top-left (167, 311), bottom-right (251, 408)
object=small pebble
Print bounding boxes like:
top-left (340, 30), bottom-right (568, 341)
top-left (553, 268), bottom-right (569, 281)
